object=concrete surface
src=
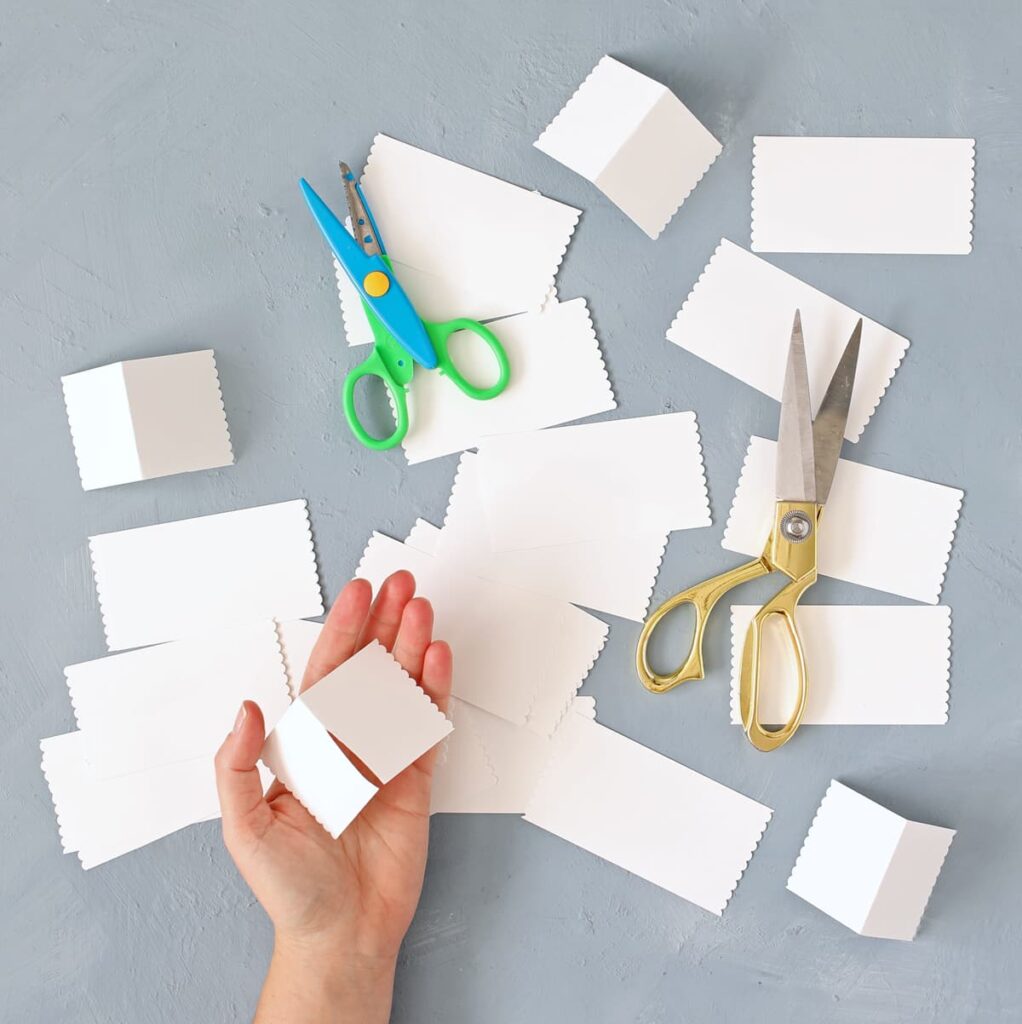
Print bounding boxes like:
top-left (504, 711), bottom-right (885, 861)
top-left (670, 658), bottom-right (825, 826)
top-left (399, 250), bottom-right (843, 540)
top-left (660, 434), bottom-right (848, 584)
top-left (2, 1), bottom-right (1020, 1021)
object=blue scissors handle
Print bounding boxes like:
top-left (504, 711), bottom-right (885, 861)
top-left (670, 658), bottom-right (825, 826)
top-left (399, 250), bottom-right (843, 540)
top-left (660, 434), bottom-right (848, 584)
top-left (426, 319), bottom-right (511, 400)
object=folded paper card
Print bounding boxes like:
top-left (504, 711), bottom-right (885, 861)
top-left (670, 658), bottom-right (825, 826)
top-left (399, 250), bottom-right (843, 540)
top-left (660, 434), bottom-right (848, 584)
top-left (335, 134), bottom-right (580, 346)
top-left (787, 781), bottom-right (955, 940)
top-left (730, 605), bottom-right (951, 725)
top-left (90, 500), bottom-right (324, 651)
top-left (524, 714), bottom-right (772, 914)
top-left (61, 350), bottom-right (234, 490)
top-left (723, 437), bottom-right (963, 604)
top-left (475, 412), bottom-right (711, 549)
top-left (356, 532), bottom-right (608, 731)
top-left (67, 622), bottom-right (291, 778)
top-left (435, 454), bottom-right (667, 621)
top-left (261, 641), bottom-right (451, 837)
top-left (534, 55), bottom-right (721, 239)
top-left (397, 298), bottom-right (616, 463)
top-left (751, 137), bottom-right (975, 254)
top-left (665, 240), bottom-right (909, 441)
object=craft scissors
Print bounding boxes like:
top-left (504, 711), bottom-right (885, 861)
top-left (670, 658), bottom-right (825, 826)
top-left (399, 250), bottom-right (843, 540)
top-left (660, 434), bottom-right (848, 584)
top-left (636, 311), bottom-right (862, 752)
top-left (299, 165), bottom-right (511, 450)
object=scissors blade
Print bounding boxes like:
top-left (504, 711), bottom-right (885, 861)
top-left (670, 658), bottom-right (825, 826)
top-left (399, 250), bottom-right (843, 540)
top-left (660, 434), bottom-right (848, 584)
top-left (812, 319), bottom-right (862, 505)
top-left (339, 162), bottom-right (383, 258)
top-left (775, 309), bottom-right (817, 503)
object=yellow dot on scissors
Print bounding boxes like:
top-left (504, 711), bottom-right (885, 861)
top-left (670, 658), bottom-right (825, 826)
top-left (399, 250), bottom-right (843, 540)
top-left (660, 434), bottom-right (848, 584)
top-left (363, 271), bottom-right (390, 297)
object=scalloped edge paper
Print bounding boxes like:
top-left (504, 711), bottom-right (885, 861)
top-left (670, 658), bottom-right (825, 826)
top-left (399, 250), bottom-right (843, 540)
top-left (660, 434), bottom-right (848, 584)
top-left (535, 56), bottom-right (721, 239)
top-left (334, 133), bottom-right (581, 346)
top-left (61, 350), bottom-right (233, 490)
top-left (474, 412), bottom-right (711, 549)
top-left (89, 499), bottom-right (324, 651)
top-left (666, 239), bottom-right (909, 442)
top-left (723, 437), bottom-right (963, 604)
top-left (787, 781), bottom-right (956, 939)
top-left (751, 137), bottom-right (975, 254)
top-left (729, 606), bottom-right (952, 725)
top-left (524, 714), bottom-right (772, 914)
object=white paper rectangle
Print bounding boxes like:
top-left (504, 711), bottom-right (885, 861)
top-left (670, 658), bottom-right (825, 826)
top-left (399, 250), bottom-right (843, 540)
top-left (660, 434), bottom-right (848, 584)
top-left (730, 605), bottom-right (951, 725)
top-left (89, 500), bottom-right (324, 651)
top-left (787, 781), bottom-right (956, 940)
top-left (355, 532), bottom-right (607, 730)
top-left (723, 438), bottom-right (963, 604)
top-left (435, 455), bottom-right (667, 621)
top-left (276, 619), bottom-right (325, 699)
top-left (535, 56), bottom-right (721, 239)
top-left (335, 134), bottom-right (581, 346)
top-left (62, 350), bottom-right (234, 490)
top-left (398, 298), bottom-right (616, 464)
top-left (524, 715), bottom-right (772, 913)
top-left (475, 412), bottom-right (711, 549)
top-left (665, 240), bottom-right (909, 442)
top-left (751, 137), bottom-right (975, 254)
top-left (430, 699), bottom-right (499, 814)
top-left (67, 622), bottom-right (291, 778)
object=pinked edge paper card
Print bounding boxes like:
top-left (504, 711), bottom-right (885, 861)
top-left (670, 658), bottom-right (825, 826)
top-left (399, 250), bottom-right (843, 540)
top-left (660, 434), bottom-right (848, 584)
top-left (536, 56), bottom-right (721, 238)
top-left (751, 137), bottom-right (975, 254)
top-left (723, 437), bottom-right (963, 604)
top-left (787, 781), bottom-right (956, 940)
top-left (729, 605), bottom-right (951, 725)
top-left (666, 240), bottom-right (909, 442)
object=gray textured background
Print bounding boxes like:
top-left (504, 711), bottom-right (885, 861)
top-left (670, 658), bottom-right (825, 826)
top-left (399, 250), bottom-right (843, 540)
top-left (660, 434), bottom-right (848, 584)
top-left (2, 1), bottom-right (1020, 1021)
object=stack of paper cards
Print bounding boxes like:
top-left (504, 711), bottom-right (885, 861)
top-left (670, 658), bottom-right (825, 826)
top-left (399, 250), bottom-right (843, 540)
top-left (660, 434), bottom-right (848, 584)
top-left (61, 350), bottom-right (233, 490)
top-left (261, 642), bottom-right (452, 837)
top-left (787, 782), bottom-right (955, 939)
top-left (535, 56), bottom-right (722, 238)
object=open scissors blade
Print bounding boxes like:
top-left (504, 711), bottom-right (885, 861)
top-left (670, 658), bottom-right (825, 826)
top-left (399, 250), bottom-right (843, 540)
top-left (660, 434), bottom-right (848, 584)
top-left (774, 311), bottom-right (862, 506)
top-left (339, 161), bottom-right (384, 258)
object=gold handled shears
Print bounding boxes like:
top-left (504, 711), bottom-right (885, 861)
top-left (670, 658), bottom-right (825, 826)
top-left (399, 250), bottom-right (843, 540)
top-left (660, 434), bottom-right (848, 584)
top-left (636, 310), bottom-right (862, 752)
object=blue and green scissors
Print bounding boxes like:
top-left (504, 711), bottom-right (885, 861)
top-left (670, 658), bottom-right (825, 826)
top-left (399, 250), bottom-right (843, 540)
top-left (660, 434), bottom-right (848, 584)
top-left (300, 165), bottom-right (511, 450)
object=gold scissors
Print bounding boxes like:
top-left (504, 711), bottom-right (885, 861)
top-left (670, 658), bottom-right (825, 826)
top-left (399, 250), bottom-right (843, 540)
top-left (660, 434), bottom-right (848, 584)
top-left (636, 310), bottom-right (862, 752)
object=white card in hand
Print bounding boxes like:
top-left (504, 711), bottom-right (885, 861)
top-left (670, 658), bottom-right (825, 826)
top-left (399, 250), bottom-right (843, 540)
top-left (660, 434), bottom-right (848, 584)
top-left (751, 137), bottom-right (975, 254)
top-left (436, 455), bottom-right (667, 621)
top-left (535, 56), bottom-right (721, 239)
top-left (89, 500), bottom-right (324, 651)
top-left (787, 781), bottom-right (955, 940)
top-left (275, 619), bottom-right (326, 699)
top-left (399, 298), bottom-right (616, 464)
top-left (723, 437), bottom-right (963, 604)
top-left (730, 605), bottom-right (951, 725)
top-left (666, 240), bottom-right (909, 442)
top-left (524, 715), bottom-right (772, 914)
top-left (61, 350), bottom-right (233, 491)
top-left (66, 622), bottom-right (291, 778)
top-left (475, 412), bottom-right (711, 549)
top-left (335, 134), bottom-right (581, 346)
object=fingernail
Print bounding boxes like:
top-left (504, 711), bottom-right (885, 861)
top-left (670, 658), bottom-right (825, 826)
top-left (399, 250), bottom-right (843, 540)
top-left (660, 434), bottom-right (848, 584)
top-left (233, 703), bottom-right (247, 733)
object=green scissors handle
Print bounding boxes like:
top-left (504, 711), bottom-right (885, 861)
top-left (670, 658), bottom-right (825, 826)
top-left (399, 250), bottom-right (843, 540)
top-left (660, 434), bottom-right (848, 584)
top-left (425, 318), bottom-right (511, 400)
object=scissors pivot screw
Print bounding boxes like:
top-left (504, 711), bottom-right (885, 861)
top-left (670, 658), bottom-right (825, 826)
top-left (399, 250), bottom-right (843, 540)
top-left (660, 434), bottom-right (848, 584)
top-left (363, 270), bottom-right (390, 297)
top-left (780, 509), bottom-right (813, 542)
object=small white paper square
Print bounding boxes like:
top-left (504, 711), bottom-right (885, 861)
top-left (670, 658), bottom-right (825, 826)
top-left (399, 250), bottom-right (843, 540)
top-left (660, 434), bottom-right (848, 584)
top-left (787, 781), bottom-right (955, 940)
top-left (61, 350), bottom-right (233, 490)
top-left (536, 56), bottom-right (722, 238)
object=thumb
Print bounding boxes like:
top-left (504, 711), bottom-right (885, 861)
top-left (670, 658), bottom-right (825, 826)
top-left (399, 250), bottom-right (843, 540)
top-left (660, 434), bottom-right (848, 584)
top-left (214, 700), bottom-right (271, 841)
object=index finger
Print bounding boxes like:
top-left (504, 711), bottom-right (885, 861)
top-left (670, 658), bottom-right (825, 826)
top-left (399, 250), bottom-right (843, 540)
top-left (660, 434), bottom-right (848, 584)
top-left (300, 577), bottom-right (373, 693)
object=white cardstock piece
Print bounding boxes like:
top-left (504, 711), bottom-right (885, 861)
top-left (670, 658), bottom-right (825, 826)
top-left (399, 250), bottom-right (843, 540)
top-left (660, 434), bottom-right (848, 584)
top-left (751, 137), bottom-right (975, 254)
top-left (89, 499), bottom-right (324, 651)
top-left (335, 134), bottom-right (581, 345)
top-left (475, 412), bottom-right (711, 549)
top-left (61, 350), bottom-right (234, 490)
top-left (787, 781), bottom-right (956, 940)
top-left (723, 438), bottom-right (963, 604)
top-left (67, 622), bottom-right (291, 778)
top-left (665, 240), bottom-right (909, 442)
top-left (276, 619), bottom-right (326, 699)
top-left (524, 715), bottom-right (772, 914)
top-left (436, 456), bottom-right (667, 621)
top-left (430, 699), bottom-right (499, 814)
top-left (729, 605), bottom-right (951, 725)
top-left (535, 55), bottom-right (721, 239)
top-left (399, 298), bottom-right (616, 464)
top-left (356, 533), bottom-right (608, 731)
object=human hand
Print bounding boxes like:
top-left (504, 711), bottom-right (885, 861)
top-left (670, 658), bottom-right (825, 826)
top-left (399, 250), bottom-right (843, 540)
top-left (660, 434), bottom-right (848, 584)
top-left (214, 571), bottom-right (452, 1023)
